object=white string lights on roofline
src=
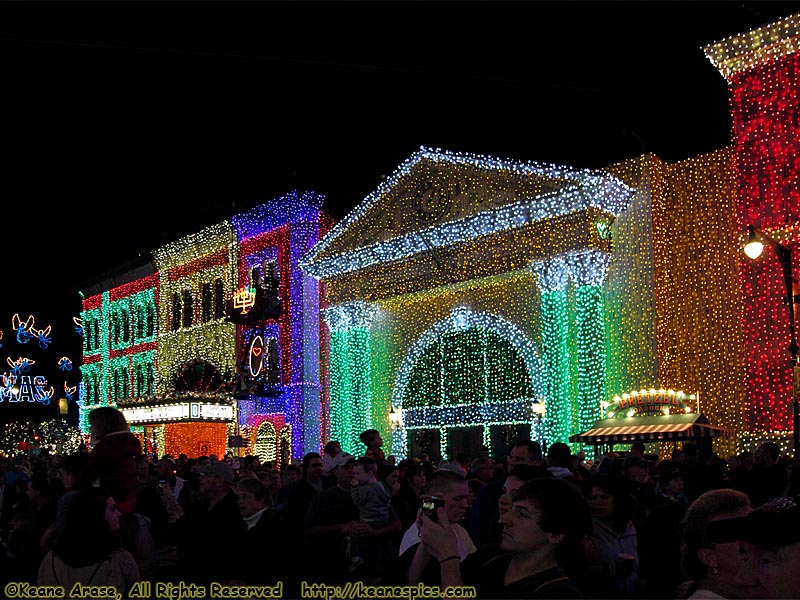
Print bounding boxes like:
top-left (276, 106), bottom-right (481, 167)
top-left (300, 146), bottom-right (633, 279)
top-left (703, 12), bottom-right (800, 81)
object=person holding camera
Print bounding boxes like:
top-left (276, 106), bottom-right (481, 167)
top-left (419, 477), bottom-right (592, 598)
top-left (155, 456), bottom-right (192, 516)
top-left (394, 469), bottom-right (474, 587)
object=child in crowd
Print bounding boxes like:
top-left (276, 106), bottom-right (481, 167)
top-left (359, 429), bottom-right (386, 464)
top-left (349, 456), bottom-right (392, 571)
top-left (321, 440), bottom-right (342, 475)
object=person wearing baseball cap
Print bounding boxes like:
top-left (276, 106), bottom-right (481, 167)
top-left (706, 495), bottom-right (800, 598)
top-left (179, 459), bottom-right (245, 584)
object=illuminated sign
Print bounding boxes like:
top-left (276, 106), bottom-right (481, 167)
top-left (602, 388), bottom-right (697, 418)
top-left (233, 287), bottom-right (257, 315)
top-left (122, 402), bottom-right (234, 424)
top-left (249, 335), bottom-right (264, 377)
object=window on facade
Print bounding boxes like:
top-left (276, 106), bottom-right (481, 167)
top-left (202, 282), bottom-right (213, 323)
top-left (135, 361), bottom-right (155, 397)
top-left (84, 320), bottom-right (95, 353)
top-left (146, 364), bottom-right (155, 396)
top-left (113, 366), bottom-right (129, 402)
top-left (263, 259), bottom-right (279, 292)
top-left (134, 305), bottom-right (144, 341)
top-left (266, 338), bottom-right (280, 386)
top-left (214, 278), bottom-right (225, 320)
top-left (111, 308), bottom-right (129, 347)
top-left (147, 303), bottom-right (156, 337)
top-left (133, 298), bottom-right (154, 343)
top-left (171, 293), bottom-right (181, 331)
top-left (182, 289), bottom-right (193, 328)
top-left (174, 359), bottom-right (223, 393)
top-left (112, 312), bottom-right (121, 346)
top-left (85, 371), bottom-right (100, 405)
top-left (121, 309), bottom-right (129, 345)
top-left (135, 363), bottom-right (146, 397)
top-left (250, 266), bottom-right (260, 289)
top-left (253, 421), bottom-right (277, 464)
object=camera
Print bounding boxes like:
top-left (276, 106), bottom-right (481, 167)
top-left (158, 478), bottom-right (167, 491)
top-left (421, 496), bottom-right (445, 521)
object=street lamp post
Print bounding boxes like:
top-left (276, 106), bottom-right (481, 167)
top-left (530, 399), bottom-right (546, 452)
top-left (744, 224), bottom-right (800, 456)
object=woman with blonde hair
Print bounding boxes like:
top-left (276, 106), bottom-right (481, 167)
top-left (676, 488), bottom-right (752, 599)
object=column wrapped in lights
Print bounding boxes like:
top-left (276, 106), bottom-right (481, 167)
top-left (570, 250), bottom-right (611, 450)
top-left (323, 302), bottom-right (379, 454)
top-left (533, 250), bottom-right (611, 449)
top-left (532, 256), bottom-right (573, 447)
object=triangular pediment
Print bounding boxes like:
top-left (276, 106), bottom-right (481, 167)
top-left (301, 146), bottom-right (632, 280)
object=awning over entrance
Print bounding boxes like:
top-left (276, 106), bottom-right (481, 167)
top-left (569, 413), bottom-right (735, 444)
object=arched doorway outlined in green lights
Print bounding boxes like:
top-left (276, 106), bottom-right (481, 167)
top-left (391, 308), bottom-right (546, 460)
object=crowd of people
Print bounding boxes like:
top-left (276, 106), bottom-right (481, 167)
top-left (0, 410), bottom-right (799, 599)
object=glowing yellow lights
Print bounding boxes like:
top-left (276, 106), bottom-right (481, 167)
top-left (233, 287), bottom-right (256, 314)
top-left (388, 406), bottom-right (402, 428)
top-left (703, 12), bottom-right (800, 80)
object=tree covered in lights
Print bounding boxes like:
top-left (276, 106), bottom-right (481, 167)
top-left (0, 419), bottom-right (85, 457)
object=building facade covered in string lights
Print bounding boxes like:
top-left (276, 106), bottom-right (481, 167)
top-left (78, 191), bottom-right (332, 464)
top-left (77, 12), bottom-right (799, 461)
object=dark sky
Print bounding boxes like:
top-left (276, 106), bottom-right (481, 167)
top-left (0, 0), bottom-right (796, 416)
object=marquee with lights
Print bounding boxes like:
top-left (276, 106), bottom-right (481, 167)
top-left (601, 388), bottom-right (698, 419)
top-left (119, 397), bottom-right (234, 424)
top-left (571, 389), bottom-right (734, 446)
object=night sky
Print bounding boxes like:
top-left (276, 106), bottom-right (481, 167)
top-left (0, 1), bottom-right (796, 421)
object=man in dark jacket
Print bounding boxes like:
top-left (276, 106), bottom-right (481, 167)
top-left (231, 477), bottom-right (295, 593)
top-left (178, 460), bottom-right (246, 584)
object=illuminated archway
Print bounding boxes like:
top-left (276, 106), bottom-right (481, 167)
top-left (253, 421), bottom-right (277, 463)
top-left (391, 308), bottom-right (545, 457)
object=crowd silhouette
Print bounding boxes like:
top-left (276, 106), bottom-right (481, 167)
top-left (1, 408), bottom-right (799, 598)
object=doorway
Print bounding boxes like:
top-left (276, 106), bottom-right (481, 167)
top-left (408, 428), bottom-right (441, 463)
top-left (446, 426), bottom-right (484, 461)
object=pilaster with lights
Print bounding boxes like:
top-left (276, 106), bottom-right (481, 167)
top-left (704, 12), bottom-right (800, 453)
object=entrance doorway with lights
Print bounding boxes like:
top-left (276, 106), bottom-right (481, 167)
top-left (395, 311), bottom-right (545, 460)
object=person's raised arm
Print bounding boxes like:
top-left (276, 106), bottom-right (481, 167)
top-left (419, 507), bottom-right (464, 592)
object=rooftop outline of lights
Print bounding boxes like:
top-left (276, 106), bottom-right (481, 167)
top-left (300, 145), bottom-right (634, 279)
top-left (153, 221), bottom-right (234, 268)
top-left (702, 12), bottom-right (800, 81)
top-left (231, 190), bottom-right (326, 242)
top-left (152, 191), bottom-right (327, 268)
